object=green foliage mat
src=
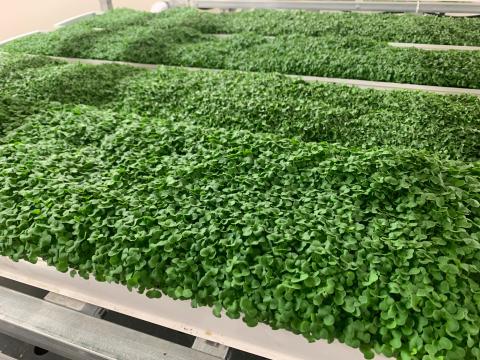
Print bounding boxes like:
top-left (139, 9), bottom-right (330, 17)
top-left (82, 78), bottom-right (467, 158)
top-left (0, 54), bottom-right (66, 139)
top-left (0, 104), bottom-right (479, 360)
top-left (2, 9), bottom-right (480, 88)
top-left (1, 54), bottom-right (479, 161)
top-left (208, 9), bottom-right (480, 46)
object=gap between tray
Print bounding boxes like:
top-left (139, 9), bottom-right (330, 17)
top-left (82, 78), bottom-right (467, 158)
top-left (36, 53), bottom-right (480, 97)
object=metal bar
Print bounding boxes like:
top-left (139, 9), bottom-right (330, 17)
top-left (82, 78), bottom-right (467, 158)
top-left (0, 286), bottom-right (219, 360)
top-left (389, 42), bottom-right (480, 51)
top-left (99, 0), bottom-right (114, 11)
top-left (0, 353), bottom-right (16, 360)
top-left (192, 338), bottom-right (229, 359)
top-left (44, 291), bottom-right (88, 311)
top-left (40, 54), bottom-right (480, 97)
top-left (44, 292), bottom-right (106, 318)
top-left (194, 1), bottom-right (480, 13)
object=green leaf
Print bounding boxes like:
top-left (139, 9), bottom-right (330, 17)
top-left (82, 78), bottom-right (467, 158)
top-left (183, 289), bottom-right (193, 298)
top-left (212, 303), bottom-right (222, 318)
top-left (146, 289), bottom-right (162, 299)
top-left (363, 270), bottom-right (379, 286)
top-left (323, 314), bottom-right (335, 326)
top-left (446, 319), bottom-right (459, 334)
top-left (439, 337), bottom-right (453, 351)
top-left (390, 336), bottom-right (402, 349)
top-left (439, 263), bottom-right (460, 275)
top-left (242, 226), bottom-right (253, 237)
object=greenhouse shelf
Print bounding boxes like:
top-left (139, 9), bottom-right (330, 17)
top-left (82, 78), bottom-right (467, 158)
top-left (0, 257), bottom-right (390, 360)
top-left (0, 286), bottom-right (219, 360)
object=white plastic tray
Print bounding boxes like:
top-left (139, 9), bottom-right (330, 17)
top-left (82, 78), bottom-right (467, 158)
top-left (0, 257), bottom-right (389, 360)
top-left (54, 12), bottom-right (97, 28)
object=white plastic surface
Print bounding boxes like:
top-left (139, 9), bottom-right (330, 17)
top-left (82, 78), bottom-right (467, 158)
top-left (389, 42), bottom-right (480, 51)
top-left (0, 31), bottom-right (42, 46)
top-left (0, 257), bottom-right (389, 360)
top-left (54, 12), bottom-right (97, 28)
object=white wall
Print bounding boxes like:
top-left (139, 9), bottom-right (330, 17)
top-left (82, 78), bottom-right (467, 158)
top-left (0, 0), bottom-right (158, 41)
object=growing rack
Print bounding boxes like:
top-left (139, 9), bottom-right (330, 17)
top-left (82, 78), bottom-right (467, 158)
top-left (1, 2), bottom-right (479, 360)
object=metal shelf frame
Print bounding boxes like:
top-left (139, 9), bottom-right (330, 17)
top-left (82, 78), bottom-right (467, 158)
top-left (99, 0), bottom-right (113, 11)
top-left (0, 285), bottom-right (220, 360)
top-left (0, 257), bottom-right (388, 360)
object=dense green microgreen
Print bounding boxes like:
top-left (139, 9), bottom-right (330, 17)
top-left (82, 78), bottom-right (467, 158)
top-left (0, 105), bottom-right (479, 360)
top-left (2, 9), bottom-right (480, 88)
top-left (0, 95), bottom-right (40, 139)
top-left (1, 10), bottom-right (480, 358)
top-left (161, 33), bottom-right (480, 89)
top-left (0, 54), bottom-right (68, 138)
top-left (0, 52), bottom-right (62, 78)
top-left (1, 54), bottom-right (479, 161)
top-left (211, 9), bottom-right (480, 46)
